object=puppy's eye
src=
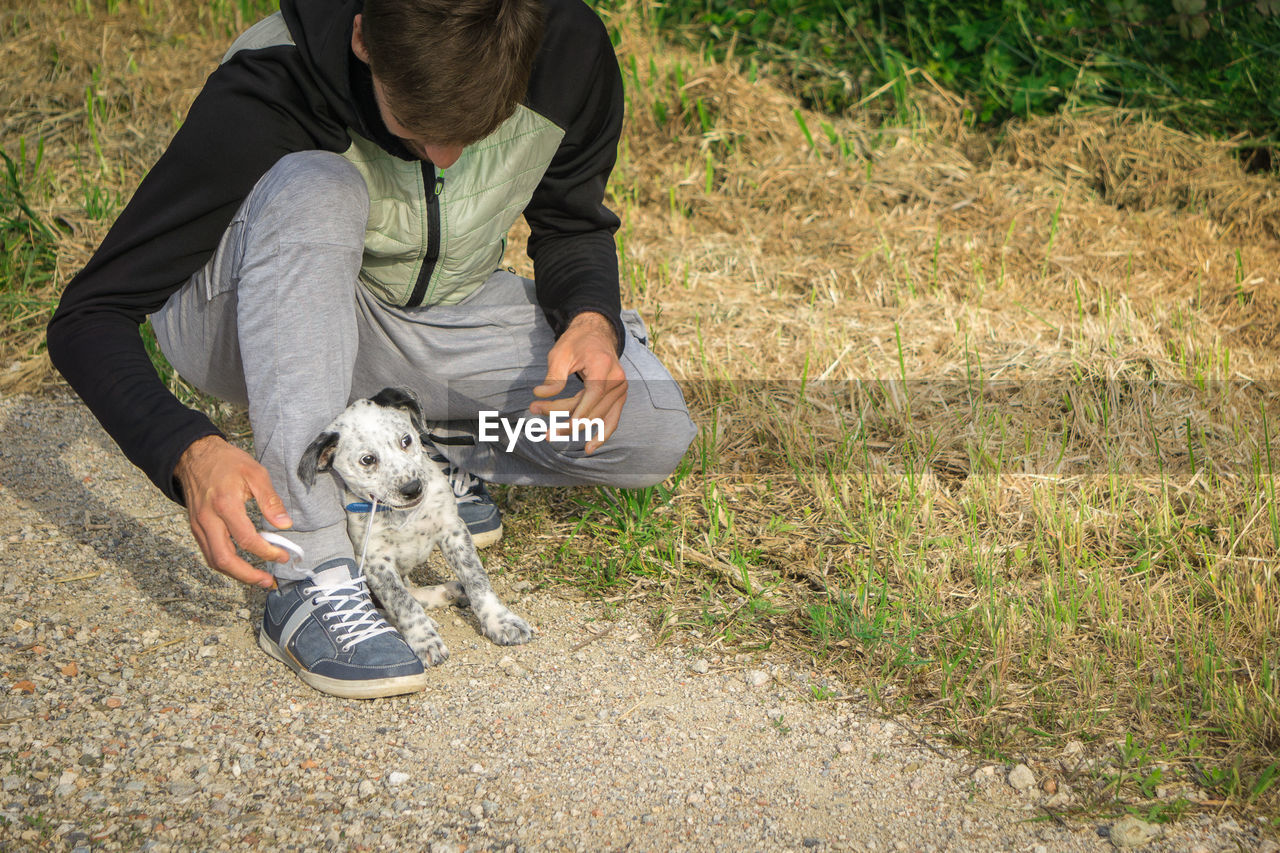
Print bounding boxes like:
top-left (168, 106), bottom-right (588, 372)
top-left (400, 434), bottom-right (413, 450)
top-left (359, 453), bottom-right (377, 467)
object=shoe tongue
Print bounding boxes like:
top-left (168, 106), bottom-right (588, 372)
top-left (308, 560), bottom-right (358, 589)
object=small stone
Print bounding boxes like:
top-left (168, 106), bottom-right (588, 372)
top-left (358, 779), bottom-right (376, 798)
top-left (686, 792), bottom-right (705, 805)
top-left (1007, 763), bottom-right (1036, 792)
top-left (689, 659), bottom-right (710, 674)
top-left (1044, 791), bottom-right (1072, 809)
top-left (1109, 815), bottom-right (1161, 848)
top-left (497, 656), bottom-right (526, 678)
top-left (469, 763), bottom-right (485, 775)
top-left (746, 670), bottom-right (769, 688)
top-left (168, 781), bottom-right (197, 798)
top-left (387, 772), bottom-right (410, 787)
top-left (469, 803), bottom-right (484, 819)
top-left (60, 663), bottom-right (78, 677)
top-left (1041, 777), bottom-right (1058, 795)
top-left (836, 742), bottom-right (854, 755)
top-left (1063, 740), bottom-right (1084, 758)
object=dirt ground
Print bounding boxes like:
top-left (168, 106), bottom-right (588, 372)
top-left (1, 390), bottom-right (1272, 851)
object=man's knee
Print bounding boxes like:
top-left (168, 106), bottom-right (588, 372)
top-left (248, 151), bottom-right (369, 247)
top-left (601, 407), bottom-right (697, 489)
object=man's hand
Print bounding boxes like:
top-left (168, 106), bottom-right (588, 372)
top-left (530, 311), bottom-right (626, 454)
top-left (174, 435), bottom-right (294, 588)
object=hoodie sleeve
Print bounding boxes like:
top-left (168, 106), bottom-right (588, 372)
top-left (522, 0), bottom-right (626, 351)
top-left (46, 46), bottom-right (349, 502)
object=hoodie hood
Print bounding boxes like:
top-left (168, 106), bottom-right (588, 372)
top-left (281, 0), bottom-right (415, 160)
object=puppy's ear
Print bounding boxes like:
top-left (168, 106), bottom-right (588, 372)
top-left (297, 431), bottom-right (339, 487)
top-left (369, 386), bottom-right (426, 434)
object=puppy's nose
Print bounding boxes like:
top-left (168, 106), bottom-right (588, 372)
top-left (399, 479), bottom-right (423, 500)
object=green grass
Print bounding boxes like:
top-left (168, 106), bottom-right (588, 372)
top-left (0, 146), bottom-right (60, 341)
top-left (517, 367), bottom-right (1280, 813)
top-left (601, 0), bottom-right (1280, 153)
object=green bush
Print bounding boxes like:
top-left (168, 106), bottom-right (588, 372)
top-left (618, 0), bottom-right (1280, 147)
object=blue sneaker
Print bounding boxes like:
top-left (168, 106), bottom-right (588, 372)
top-left (428, 449), bottom-right (503, 548)
top-left (259, 558), bottom-right (428, 699)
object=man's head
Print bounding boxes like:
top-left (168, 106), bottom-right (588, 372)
top-left (351, 0), bottom-right (545, 167)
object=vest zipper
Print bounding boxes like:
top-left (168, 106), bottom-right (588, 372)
top-left (407, 166), bottom-right (444, 307)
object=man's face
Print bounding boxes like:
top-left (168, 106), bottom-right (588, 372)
top-left (351, 14), bottom-right (466, 169)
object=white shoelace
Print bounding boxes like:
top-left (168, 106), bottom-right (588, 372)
top-left (305, 514), bottom-right (394, 652)
top-left (429, 450), bottom-right (483, 502)
top-left (309, 574), bottom-right (397, 652)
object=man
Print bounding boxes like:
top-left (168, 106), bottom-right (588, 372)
top-left (46, 0), bottom-right (695, 698)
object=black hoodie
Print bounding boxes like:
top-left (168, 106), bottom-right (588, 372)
top-left (46, 0), bottom-right (624, 503)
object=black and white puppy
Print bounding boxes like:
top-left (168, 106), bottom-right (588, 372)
top-left (298, 387), bottom-right (533, 666)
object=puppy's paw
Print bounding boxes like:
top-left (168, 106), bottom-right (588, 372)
top-left (401, 618), bottom-right (449, 666)
top-left (409, 633), bottom-right (450, 667)
top-left (409, 581), bottom-right (469, 609)
top-left (483, 610), bottom-right (534, 646)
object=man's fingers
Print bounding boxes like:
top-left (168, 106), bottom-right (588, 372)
top-left (532, 375), bottom-right (567, 400)
top-left (575, 378), bottom-right (626, 420)
top-left (573, 378), bottom-right (608, 424)
top-left (190, 512), bottom-right (277, 588)
top-left (251, 473), bottom-right (293, 530)
top-left (218, 499), bottom-right (291, 565)
top-left (529, 388), bottom-right (583, 418)
top-left (585, 388), bottom-right (627, 454)
top-left (532, 353), bottom-right (572, 400)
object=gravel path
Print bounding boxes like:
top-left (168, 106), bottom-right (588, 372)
top-left (0, 391), bottom-right (1269, 852)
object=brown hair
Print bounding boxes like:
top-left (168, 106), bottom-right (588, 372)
top-left (360, 0), bottom-right (545, 145)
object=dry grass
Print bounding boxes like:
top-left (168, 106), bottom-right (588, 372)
top-left (4, 0), bottom-right (1280, 818)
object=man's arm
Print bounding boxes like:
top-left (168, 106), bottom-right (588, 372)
top-left (521, 0), bottom-right (628, 445)
top-left (46, 47), bottom-right (348, 579)
top-left (48, 47), bottom-right (348, 499)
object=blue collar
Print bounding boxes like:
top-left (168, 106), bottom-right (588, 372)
top-left (344, 501), bottom-right (395, 514)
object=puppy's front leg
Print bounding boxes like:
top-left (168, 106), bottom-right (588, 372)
top-left (364, 559), bottom-right (450, 666)
top-left (439, 521), bottom-right (533, 646)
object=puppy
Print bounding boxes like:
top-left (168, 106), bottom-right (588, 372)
top-left (298, 387), bottom-right (533, 665)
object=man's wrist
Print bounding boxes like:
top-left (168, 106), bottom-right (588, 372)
top-left (172, 434), bottom-right (227, 503)
top-left (567, 310), bottom-right (612, 332)
top-left (566, 309), bottom-right (624, 354)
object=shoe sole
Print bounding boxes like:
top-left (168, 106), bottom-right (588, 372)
top-left (258, 630), bottom-right (428, 699)
top-left (469, 521), bottom-right (503, 549)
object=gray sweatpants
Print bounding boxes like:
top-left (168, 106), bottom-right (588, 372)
top-left (151, 151), bottom-right (696, 578)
